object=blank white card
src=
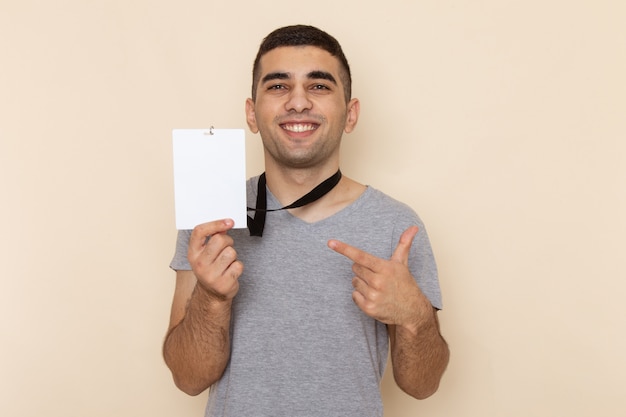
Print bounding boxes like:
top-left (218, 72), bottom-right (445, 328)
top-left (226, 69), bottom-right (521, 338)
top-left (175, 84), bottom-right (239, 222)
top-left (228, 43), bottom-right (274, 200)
top-left (172, 129), bottom-right (247, 230)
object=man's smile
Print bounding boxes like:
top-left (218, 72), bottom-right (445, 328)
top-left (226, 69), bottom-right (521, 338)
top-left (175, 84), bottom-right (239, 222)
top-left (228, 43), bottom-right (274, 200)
top-left (281, 123), bottom-right (319, 133)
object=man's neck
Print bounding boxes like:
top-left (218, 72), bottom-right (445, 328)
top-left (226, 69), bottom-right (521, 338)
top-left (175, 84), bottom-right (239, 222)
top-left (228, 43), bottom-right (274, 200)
top-left (262, 164), bottom-right (366, 223)
top-left (264, 165), bottom-right (340, 207)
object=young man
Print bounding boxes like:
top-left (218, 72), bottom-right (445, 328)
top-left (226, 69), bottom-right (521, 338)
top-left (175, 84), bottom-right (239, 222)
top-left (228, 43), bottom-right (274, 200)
top-left (164, 25), bottom-right (449, 417)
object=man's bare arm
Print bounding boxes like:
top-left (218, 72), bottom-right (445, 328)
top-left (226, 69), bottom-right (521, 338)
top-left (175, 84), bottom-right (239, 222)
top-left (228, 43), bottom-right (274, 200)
top-left (163, 271), bottom-right (233, 395)
top-left (328, 226), bottom-right (449, 399)
top-left (163, 220), bottom-right (243, 395)
top-left (388, 308), bottom-right (449, 399)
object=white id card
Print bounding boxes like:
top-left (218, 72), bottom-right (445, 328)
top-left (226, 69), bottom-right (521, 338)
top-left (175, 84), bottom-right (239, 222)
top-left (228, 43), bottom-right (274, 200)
top-left (172, 129), bottom-right (247, 230)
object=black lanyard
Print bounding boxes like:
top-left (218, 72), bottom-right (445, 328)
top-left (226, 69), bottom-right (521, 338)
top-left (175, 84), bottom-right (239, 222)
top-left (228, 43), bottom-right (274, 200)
top-left (247, 169), bottom-right (342, 236)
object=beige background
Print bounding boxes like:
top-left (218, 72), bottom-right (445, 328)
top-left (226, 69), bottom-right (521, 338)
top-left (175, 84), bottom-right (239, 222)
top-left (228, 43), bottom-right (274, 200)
top-left (1, 1), bottom-right (624, 416)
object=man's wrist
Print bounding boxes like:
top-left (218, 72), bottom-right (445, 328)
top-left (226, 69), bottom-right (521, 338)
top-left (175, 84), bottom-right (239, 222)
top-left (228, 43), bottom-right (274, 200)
top-left (397, 307), bottom-right (437, 337)
top-left (192, 282), bottom-right (233, 313)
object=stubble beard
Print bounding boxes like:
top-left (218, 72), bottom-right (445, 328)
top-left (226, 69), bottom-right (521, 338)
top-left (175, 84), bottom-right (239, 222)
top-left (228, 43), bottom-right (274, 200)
top-left (262, 114), bottom-right (344, 170)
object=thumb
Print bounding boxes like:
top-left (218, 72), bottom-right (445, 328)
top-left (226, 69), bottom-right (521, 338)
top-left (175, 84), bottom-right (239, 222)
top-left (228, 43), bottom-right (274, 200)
top-left (391, 226), bottom-right (419, 265)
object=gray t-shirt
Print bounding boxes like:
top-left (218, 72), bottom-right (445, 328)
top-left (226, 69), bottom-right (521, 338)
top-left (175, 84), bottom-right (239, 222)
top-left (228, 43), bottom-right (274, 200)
top-left (170, 177), bottom-right (442, 417)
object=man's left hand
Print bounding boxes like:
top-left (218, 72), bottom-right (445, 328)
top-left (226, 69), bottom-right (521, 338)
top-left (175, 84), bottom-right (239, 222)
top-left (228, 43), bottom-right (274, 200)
top-left (328, 226), bottom-right (433, 330)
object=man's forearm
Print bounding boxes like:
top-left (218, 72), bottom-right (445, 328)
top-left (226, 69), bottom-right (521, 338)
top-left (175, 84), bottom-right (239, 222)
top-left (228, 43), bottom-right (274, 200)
top-left (389, 309), bottom-right (449, 399)
top-left (163, 284), bottom-right (232, 396)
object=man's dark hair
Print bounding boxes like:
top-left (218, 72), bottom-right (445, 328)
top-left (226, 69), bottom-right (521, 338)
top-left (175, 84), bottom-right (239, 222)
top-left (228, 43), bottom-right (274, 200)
top-left (251, 25), bottom-right (352, 102)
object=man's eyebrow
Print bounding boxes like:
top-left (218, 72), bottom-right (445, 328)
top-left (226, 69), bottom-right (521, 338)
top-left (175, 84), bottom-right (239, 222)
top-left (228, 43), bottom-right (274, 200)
top-left (261, 72), bottom-right (290, 83)
top-left (260, 70), bottom-right (338, 85)
top-left (308, 70), bottom-right (337, 85)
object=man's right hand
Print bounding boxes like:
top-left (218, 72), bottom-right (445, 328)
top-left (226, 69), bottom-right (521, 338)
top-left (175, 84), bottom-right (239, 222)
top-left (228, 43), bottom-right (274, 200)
top-left (187, 219), bottom-right (243, 302)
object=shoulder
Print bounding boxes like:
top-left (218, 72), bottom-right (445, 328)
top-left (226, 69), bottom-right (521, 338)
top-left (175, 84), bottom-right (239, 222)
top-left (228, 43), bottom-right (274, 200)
top-left (246, 175), bottom-right (260, 193)
top-left (363, 187), bottom-right (423, 225)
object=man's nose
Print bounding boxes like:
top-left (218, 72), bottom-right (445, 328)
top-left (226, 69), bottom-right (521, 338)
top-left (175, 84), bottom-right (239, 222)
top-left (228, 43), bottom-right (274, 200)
top-left (285, 86), bottom-right (313, 113)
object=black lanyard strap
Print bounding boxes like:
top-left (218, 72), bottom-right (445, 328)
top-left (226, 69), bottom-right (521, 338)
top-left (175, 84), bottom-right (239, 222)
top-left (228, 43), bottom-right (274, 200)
top-left (247, 169), bottom-right (342, 237)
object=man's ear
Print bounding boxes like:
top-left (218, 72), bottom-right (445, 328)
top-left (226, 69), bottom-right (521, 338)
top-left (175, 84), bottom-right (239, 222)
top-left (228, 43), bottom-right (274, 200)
top-left (245, 98), bottom-right (259, 133)
top-left (344, 98), bottom-right (360, 133)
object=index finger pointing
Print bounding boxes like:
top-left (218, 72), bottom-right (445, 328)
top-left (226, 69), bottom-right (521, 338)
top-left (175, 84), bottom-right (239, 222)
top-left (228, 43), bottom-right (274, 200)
top-left (328, 239), bottom-right (380, 271)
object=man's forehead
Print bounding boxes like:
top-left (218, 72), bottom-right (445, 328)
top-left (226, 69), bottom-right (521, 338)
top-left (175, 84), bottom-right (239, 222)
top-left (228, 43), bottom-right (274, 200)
top-left (259, 46), bottom-right (341, 77)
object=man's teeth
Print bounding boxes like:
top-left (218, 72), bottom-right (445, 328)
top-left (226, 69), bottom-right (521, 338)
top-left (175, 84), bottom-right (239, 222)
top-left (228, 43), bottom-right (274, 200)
top-left (283, 124), bottom-right (316, 132)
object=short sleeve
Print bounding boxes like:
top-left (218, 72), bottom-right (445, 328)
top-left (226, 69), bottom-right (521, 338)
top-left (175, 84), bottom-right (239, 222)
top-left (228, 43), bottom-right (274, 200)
top-left (169, 229), bottom-right (193, 271)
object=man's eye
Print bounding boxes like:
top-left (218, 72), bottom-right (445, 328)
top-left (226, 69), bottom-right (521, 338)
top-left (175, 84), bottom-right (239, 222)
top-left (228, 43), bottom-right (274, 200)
top-left (312, 84), bottom-right (330, 90)
top-left (268, 84), bottom-right (285, 90)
